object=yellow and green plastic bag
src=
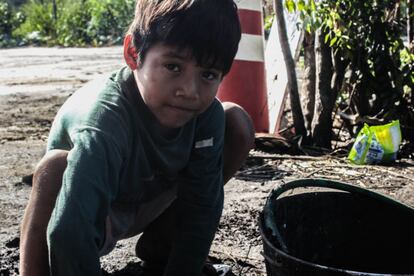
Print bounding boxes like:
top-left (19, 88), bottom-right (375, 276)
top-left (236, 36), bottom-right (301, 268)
top-left (348, 120), bottom-right (402, 165)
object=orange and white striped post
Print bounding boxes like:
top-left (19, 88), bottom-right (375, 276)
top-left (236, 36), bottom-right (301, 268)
top-left (217, 0), bottom-right (269, 133)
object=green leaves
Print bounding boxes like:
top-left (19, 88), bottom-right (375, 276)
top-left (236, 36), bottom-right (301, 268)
top-left (86, 0), bottom-right (134, 46)
top-left (13, 0), bottom-right (56, 45)
top-left (283, 0), bottom-right (320, 33)
top-left (3, 0), bottom-right (135, 47)
top-left (329, 36), bottom-right (338, 46)
top-left (0, 0), bottom-right (25, 46)
top-left (285, 0), bottom-right (296, 12)
top-left (282, 0), bottom-right (412, 128)
top-left (309, 0), bottom-right (316, 11)
top-left (264, 14), bottom-right (274, 32)
top-left (284, 0), bottom-right (316, 12)
top-left (297, 0), bottom-right (305, 11)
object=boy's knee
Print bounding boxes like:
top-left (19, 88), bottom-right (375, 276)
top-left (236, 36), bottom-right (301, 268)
top-left (222, 102), bottom-right (255, 150)
top-left (33, 150), bottom-right (68, 195)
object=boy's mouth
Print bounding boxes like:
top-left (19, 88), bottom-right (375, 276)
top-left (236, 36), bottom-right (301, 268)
top-left (166, 104), bottom-right (197, 113)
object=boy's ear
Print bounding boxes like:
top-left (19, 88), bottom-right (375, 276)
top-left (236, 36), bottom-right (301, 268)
top-left (124, 34), bottom-right (139, 70)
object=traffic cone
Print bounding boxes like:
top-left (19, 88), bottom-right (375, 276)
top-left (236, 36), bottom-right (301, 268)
top-left (217, 0), bottom-right (269, 132)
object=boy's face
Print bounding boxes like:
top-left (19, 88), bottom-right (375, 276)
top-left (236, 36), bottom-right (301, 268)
top-left (126, 40), bottom-right (223, 130)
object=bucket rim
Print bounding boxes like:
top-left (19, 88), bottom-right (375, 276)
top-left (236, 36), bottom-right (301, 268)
top-left (258, 214), bottom-right (412, 276)
top-left (267, 178), bottom-right (414, 212)
top-left (264, 178), bottom-right (414, 245)
top-left (260, 178), bottom-right (414, 276)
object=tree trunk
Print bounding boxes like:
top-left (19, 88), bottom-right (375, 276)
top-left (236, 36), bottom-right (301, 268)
top-left (408, 0), bottom-right (414, 46)
top-left (331, 50), bottom-right (349, 107)
top-left (311, 28), bottom-right (334, 149)
top-left (52, 0), bottom-right (57, 21)
top-left (301, 31), bottom-right (316, 138)
top-left (274, 0), bottom-right (306, 139)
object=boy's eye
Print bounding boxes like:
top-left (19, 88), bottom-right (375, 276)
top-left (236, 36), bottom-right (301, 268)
top-left (165, 64), bottom-right (180, 72)
top-left (202, 71), bottom-right (219, 81)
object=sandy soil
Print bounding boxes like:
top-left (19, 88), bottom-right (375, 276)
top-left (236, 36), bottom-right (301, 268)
top-left (0, 47), bottom-right (413, 276)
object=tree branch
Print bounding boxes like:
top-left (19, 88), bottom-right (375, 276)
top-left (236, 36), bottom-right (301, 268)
top-left (274, 0), bottom-right (306, 139)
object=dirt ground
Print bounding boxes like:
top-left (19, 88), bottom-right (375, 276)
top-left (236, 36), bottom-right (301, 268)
top-left (0, 47), bottom-right (413, 276)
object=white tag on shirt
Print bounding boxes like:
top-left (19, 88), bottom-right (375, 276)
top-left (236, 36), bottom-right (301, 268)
top-left (195, 137), bottom-right (214, 149)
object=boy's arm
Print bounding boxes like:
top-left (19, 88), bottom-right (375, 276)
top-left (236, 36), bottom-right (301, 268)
top-left (164, 100), bottom-right (225, 276)
top-left (47, 128), bottom-right (124, 276)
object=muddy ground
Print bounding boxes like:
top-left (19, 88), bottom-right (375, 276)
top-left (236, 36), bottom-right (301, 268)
top-left (1, 47), bottom-right (413, 276)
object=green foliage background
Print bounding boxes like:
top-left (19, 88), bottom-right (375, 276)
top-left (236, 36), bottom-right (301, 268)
top-left (0, 0), bottom-right (135, 47)
top-left (284, 0), bottom-right (414, 141)
top-left (0, 0), bottom-right (24, 47)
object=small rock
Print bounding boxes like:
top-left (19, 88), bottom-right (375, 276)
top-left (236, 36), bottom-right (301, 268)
top-left (21, 174), bottom-right (33, 186)
top-left (5, 237), bottom-right (19, 248)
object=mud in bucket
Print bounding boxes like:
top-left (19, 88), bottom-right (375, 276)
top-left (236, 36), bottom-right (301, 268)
top-left (259, 179), bottom-right (414, 276)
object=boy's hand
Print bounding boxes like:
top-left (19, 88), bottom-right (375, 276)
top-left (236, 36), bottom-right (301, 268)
top-left (201, 263), bottom-right (219, 276)
top-left (202, 263), bottom-right (231, 276)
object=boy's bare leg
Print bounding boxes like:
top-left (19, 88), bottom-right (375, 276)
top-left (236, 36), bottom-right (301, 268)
top-left (222, 102), bottom-right (255, 183)
top-left (19, 150), bottom-right (68, 276)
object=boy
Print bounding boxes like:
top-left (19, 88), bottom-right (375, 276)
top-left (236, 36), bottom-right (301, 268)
top-left (19, 0), bottom-right (254, 275)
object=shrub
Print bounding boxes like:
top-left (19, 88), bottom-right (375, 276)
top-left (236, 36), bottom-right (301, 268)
top-left (56, 0), bottom-right (92, 46)
top-left (0, 0), bottom-right (14, 35)
top-left (13, 0), bottom-right (135, 46)
top-left (0, 0), bottom-right (24, 47)
top-left (14, 0), bottom-right (57, 45)
top-left (87, 0), bottom-right (135, 46)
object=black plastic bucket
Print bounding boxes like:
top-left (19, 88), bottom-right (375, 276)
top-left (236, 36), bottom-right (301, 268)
top-left (259, 179), bottom-right (414, 276)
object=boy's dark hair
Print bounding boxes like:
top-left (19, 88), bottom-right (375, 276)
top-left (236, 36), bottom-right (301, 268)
top-left (127, 0), bottom-right (241, 75)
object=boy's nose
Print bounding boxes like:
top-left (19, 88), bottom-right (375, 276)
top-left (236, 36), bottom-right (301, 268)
top-left (176, 73), bottom-right (199, 100)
